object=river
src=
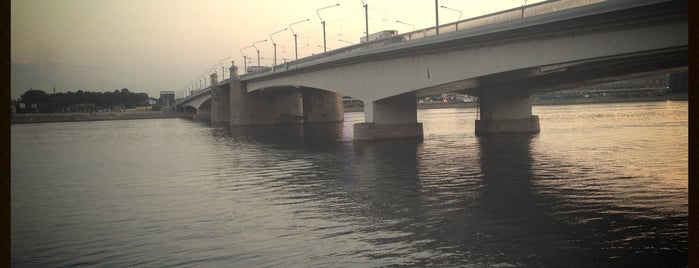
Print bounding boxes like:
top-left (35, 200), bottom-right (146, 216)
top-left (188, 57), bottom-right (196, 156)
top-left (11, 101), bottom-right (688, 267)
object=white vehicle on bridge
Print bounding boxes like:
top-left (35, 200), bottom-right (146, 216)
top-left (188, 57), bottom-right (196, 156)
top-left (360, 30), bottom-right (399, 43)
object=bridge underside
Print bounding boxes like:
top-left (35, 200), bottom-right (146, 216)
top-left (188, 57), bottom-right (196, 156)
top-left (180, 99), bottom-right (211, 121)
top-left (420, 47), bottom-right (687, 135)
top-left (413, 47), bottom-right (688, 98)
top-left (229, 83), bottom-right (344, 126)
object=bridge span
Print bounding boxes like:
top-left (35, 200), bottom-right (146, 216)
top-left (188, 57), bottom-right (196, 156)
top-left (176, 0), bottom-right (687, 140)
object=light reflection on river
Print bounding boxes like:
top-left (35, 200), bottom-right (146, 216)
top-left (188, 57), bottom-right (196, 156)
top-left (11, 101), bottom-right (687, 267)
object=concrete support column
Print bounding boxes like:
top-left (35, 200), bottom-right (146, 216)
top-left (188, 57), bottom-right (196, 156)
top-left (475, 89), bottom-right (540, 135)
top-left (303, 89), bottom-right (344, 123)
top-left (266, 91), bottom-right (303, 124)
top-left (229, 62), bottom-right (238, 79)
top-left (229, 76), bottom-right (249, 126)
top-left (229, 80), bottom-right (303, 125)
top-left (210, 73), bottom-right (230, 126)
top-left (354, 92), bottom-right (423, 140)
top-left (669, 71), bottom-right (688, 92)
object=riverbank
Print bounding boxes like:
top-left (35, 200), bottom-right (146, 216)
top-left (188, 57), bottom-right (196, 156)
top-left (416, 92), bottom-right (688, 110)
top-left (345, 93), bottom-right (687, 112)
top-left (11, 111), bottom-right (188, 124)
top-left (12, 93), bottom-right (687, 124)
top-left (532, 92), bottom-right (687, 106)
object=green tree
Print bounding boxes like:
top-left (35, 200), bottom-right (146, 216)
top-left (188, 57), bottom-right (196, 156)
top-left (15, 88), bottom-right (152, 113)
top-left (20, 89), bottom-right (49, 106)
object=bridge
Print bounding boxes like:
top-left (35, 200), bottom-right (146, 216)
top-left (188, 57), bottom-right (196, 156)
top-left (176, 0), bottom-right (687, 140)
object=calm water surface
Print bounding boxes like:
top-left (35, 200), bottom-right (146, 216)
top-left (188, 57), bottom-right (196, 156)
top-left (11, 101), bottom-right (688, 267)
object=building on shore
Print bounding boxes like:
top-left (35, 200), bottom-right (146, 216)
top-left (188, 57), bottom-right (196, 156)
top-left (160, 91), bottom-right (175, 112)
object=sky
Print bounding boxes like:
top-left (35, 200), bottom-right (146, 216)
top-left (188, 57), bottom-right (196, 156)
top-left (11, 0), bottom-right (543, 99)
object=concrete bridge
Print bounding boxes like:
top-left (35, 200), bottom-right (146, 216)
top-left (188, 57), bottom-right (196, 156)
top-left (176, 0), bottom-right (687, 140)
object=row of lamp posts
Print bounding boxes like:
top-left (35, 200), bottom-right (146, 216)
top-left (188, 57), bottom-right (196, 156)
top-left (238, 0), bottom-right (472, 74)
top-left (181, 1), bottom-right (532, 97)
top-left (181, 56), bottom-right (234, 98)
top-left (238, 1), bottom-right (346, 74)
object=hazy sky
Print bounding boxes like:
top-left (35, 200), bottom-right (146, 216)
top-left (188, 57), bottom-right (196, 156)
top-left (11, 0), bottom-right (542, 99)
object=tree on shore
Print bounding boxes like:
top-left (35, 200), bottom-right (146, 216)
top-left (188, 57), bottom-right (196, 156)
top-left (12, 88), bottom-right (151, 114)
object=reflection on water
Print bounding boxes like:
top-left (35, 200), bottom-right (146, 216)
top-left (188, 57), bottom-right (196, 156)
top-left (11, 101), bottom-right (687, 267)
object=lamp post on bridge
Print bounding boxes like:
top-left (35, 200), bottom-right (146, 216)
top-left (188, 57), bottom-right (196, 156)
top-left (435, 0), bottom-right (439, 35)
top-left (440, 5), bottom-right (462, 31)
top-left (360, 0), bottom-right (368, 46)
top-left (218, 57), bottom-right (231, 80)
top-left (396, 20), bottom-right (415, 31)
top-left (317, 3), bottom-right (340, 53)
top-left (252, 39), bottom-right (267, 66)
top-left (289, 19), bottom-right (309, 61)
top-left (270, 28), bottom-right (288, 67)
top-left (240, 45), bottom-right (254, 74)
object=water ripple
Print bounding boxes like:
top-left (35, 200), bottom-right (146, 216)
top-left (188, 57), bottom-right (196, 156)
top-left (11, 102), bottom-right (688, 267)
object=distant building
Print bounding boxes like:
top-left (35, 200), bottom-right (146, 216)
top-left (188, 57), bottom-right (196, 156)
top-left (159, 91), bottom-right (175, 106)
top-left (159, 91), bottom-right (175, 112)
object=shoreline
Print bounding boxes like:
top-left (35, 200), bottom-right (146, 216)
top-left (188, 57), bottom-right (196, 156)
top-left (343, 93), bottom-right (688, 112)
top-left (11, 111), bottom-right (189, 124)
top-left (12, 93), bottom-right (687, 124)
top-left (419, 93), bottom-right (688, 110)
top-left (531, 92), bottom-right (687, 106)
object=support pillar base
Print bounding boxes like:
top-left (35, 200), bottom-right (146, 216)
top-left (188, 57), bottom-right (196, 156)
top-left (192, 114), bottom-right (211, 122)
top-left (354, 122), bottom-right (423, 141)
top-left (475, 115), bottom-right (540, 135)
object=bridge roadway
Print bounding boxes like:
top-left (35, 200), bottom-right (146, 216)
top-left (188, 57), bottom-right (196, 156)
top-left (176, 0), bottom-right (687, 140)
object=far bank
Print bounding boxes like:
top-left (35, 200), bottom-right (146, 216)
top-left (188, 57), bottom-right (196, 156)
top-left (11, 111), bottom-right (188, 124)
top-left (11, 93), bottom-right (687, 124)
top-left (341, 92), bottom-right (688, 112)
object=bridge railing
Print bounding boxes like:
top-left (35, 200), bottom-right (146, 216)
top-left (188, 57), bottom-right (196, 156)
top-left (175, 86), bottom-right (213, 104)
top-left (241, 0), bottom-right (607, 78)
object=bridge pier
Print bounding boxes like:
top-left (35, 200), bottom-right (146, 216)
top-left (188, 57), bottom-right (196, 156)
top-left (230, 79), bottom-right (303, 125)
top-left (475, 89), bottom-right (540, 135)
top-left (302, 89), bottom-right (344, 123)
top-left (210, 73), bottom-right (230, 126)
top-left (354, 92), bottom-right (423, 140)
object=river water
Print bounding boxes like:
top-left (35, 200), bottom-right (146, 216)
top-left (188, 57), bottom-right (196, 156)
top-left (11, 101), bottom-right (687, 267)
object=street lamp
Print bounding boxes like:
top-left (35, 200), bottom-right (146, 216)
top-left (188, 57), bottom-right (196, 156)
top-left (317, 3), bottom-right (340, 53)
top-left (270, 28), bottom-right (288, 67)
top-left (252, 39), bottom-right (267, 67)
top-left (218, 57), bottom-right (231, 80)
top-left (435, 0), bottom-right (439, 35)
top-left (440, 5), bottom-right (462, 31)
top-left (289, 19), bottom-right (309, 61)
top-left (396, 20), bottom-right (415, 31)
top-left (240, 45), bottom-right (255, 74)
top-left (360, 0), bottom-right (368, 46)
